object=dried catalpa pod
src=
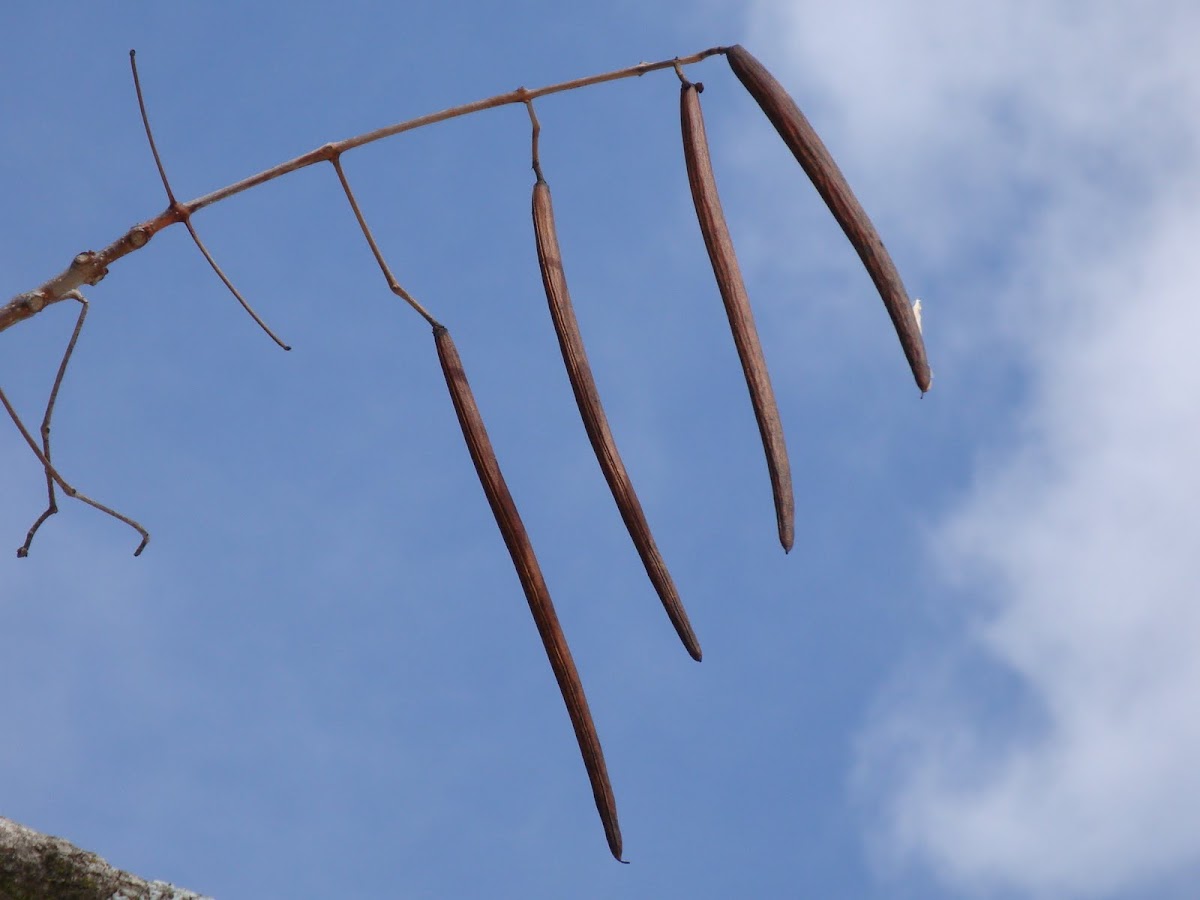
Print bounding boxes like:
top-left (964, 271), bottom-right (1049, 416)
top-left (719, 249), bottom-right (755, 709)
top-left (433, 324), bottom-right (624, 862)
top-left (532, 176), bottom-right (703, 660)
top-left (681, 79), bottom-right (795, 553)
top-left (725, 44), bottom-right (932, 393)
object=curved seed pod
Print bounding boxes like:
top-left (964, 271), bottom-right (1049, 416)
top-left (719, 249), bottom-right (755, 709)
top-left (532, 177), bottom-right (703, 661)
top-left (681, 81), bottom-right (795, 553)
top-left (725, 44), bottom-right (932, 394)
top-left (433, 324), bottom-right (624, 862)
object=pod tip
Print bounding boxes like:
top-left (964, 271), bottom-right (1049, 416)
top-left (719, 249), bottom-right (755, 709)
top-left (780, 527), bottom-right (795, 554)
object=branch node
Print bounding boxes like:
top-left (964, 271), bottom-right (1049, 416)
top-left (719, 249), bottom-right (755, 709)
top-left (130, 50), bottom-right (291, 350)
top-left (70, 251), bottom-right (109, 285)
top-left (19, 291), bottom-right (48, 314)
top-left (129, 225), bottom-right (151, 249)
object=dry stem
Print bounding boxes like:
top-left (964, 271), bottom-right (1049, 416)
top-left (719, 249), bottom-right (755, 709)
top-left (0, 292), bottom-right (149, 556)
top-left (131, 50), bottom-right (291, 350)
top-left (330, 156), bottom-right (442, 327)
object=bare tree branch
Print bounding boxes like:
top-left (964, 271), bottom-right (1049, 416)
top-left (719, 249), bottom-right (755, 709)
top-left (2, 42), bottom-right (935, 872)
top-left (0, 47), bottom-right (727, 338)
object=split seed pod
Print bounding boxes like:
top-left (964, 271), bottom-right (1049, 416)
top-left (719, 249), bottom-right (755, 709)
top-left (725, 44), bottom-right (932, 393)
top-left (433, 324), bottom-right (624, 862)
top-left (681, 80), bottom-right (795, 553)
top-left (532, 176), bottom-right (703, 661)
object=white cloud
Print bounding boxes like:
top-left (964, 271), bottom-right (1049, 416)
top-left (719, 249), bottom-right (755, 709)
top-left (743, 1), bottom-right (1200, 896)
top-left (875, 184), bottom-right (1200, 899)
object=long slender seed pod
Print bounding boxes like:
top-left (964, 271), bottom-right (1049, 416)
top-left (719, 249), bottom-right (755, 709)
top-left (433, 324), bottom-right (624, 862)
top-left (724, 45), bottom-right (931, 393)
top-left (532, 177), bottom-right (704, 661)
top-left (681, 81), bottom-right (795, 553)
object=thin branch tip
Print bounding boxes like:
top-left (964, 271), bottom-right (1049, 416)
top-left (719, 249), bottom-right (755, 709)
top-left (180, 220), bottom-right (291, 349)
top-left (130, 50), bottom-right (177, 204)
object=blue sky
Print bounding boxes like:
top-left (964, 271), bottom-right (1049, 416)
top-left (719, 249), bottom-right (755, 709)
top-left (3, 3), bottom-right (1199, 898)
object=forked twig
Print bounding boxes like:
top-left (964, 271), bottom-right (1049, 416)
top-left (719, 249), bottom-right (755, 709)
top-left (433, 324), bottom-right (625, 862)
top-left (1, 291), bottom-right (149, 556)
top-left (17, 295), bottom-right (87, 554)
top-left (129, 50), bottom-right (291, 351)
top-left (678, 68), bottom-right (795, 553)
top-left (527, 100), bottom-right (703, 660)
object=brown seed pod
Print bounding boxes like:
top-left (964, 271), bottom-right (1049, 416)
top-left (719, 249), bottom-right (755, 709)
top-left (724, 44), bottom-right (932, 394)
top-left (532, 176), bottom-right (703, 661)
top-left (433, 324), bottom-right (624, 862)
top-left (680, 80), bottom-right (795, 553)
